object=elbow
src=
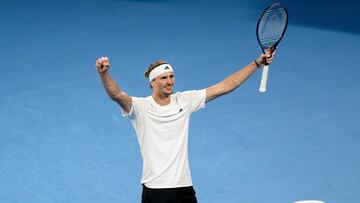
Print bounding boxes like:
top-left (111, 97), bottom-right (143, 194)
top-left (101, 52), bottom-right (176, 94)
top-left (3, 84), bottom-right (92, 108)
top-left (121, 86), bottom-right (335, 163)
top-left (109, 94), bottom-right (118, 101)
top-left (222, 85), bottom-right (232, 94)
top-left (222, 82), bottom-right (236, 94)
top-left (109, 91), bottom-right (126, 102)
top-left (215, 83), bottom-right (233, 97)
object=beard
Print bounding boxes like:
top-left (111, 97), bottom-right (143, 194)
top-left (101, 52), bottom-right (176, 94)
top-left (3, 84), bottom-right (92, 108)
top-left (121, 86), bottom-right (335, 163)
top-left (160, 83), bottom-right (174, 96)
top-left (164, 85), bottom-right (173, 95)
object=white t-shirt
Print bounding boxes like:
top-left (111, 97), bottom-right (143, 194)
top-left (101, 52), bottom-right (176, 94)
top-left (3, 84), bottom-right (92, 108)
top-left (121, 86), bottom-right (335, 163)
top-left (122, 89), bottom-right (206, 188)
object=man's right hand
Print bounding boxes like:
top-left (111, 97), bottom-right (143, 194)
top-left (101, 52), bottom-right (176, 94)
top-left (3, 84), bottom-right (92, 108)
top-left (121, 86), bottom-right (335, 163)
top-left (96, 56), bottom-right (110, 73)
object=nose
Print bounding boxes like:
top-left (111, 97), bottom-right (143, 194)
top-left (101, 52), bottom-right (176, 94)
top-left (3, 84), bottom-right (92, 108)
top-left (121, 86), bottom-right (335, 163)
top-left (166, 77), bottom-right (173, 85)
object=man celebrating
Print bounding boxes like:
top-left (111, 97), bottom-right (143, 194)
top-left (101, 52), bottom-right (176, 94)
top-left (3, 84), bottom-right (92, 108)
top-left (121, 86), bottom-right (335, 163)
top-left (96, 51), bottom-right (273, 203)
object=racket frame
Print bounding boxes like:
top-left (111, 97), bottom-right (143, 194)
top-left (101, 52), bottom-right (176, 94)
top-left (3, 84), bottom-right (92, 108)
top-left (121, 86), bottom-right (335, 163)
top-left (256, 3), bottom-right (288, 93)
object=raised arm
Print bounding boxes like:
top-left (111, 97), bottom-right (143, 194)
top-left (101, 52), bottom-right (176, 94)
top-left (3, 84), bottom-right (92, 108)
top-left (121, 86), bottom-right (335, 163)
top-left (205, 51), bottom-right (274, 102)
top-left (96, 57), bottom-right (132, 113)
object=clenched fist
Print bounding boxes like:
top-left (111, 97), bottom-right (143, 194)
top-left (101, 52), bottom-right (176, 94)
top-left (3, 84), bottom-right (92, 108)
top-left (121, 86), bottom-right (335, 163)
top-left (96, 56), bottom-right (110, 73)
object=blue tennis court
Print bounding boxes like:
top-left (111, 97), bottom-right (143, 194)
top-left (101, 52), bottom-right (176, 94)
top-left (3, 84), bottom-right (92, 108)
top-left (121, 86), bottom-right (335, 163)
top-left (1, 0), bottom-right (359, 202)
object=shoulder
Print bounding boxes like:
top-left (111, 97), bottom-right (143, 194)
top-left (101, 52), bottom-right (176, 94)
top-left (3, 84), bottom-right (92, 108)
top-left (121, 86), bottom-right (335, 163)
top-left (175, 89), bottom-right (206, 98)
top-left (173, 89), bottom-right (206, 104)
top-left (176, 89), bottom-right (205, 96)
top-left (131, 96), bottom-right (152, 106)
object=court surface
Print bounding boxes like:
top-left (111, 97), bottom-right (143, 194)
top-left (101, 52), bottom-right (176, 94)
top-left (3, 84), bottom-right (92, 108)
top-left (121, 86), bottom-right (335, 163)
top-left (1, 0), bottom-right (359, 202)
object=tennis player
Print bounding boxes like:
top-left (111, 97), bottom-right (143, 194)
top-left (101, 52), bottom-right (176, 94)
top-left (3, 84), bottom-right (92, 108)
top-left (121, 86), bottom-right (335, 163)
top-left (96, 51), bottom-right (274, 203)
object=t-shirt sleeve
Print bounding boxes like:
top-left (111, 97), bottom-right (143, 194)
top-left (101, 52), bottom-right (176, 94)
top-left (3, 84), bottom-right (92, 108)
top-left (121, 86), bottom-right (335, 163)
top-left (180, 89), bottom-right (206, 113)
top-left (121, 97), bottom-right (145, 120)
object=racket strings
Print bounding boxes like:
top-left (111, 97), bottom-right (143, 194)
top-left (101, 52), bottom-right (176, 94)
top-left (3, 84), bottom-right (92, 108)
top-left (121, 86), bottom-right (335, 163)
top-left (257, 6), bottom-right (287, 50)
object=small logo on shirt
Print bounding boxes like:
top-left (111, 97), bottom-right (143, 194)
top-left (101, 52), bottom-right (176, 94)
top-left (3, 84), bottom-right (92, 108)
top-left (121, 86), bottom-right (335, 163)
top-left (179, 108), bottom-right (183, 112)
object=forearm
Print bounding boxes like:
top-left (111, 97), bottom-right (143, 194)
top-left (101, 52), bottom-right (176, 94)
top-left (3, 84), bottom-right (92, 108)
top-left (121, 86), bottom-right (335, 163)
top-left (206, 52), bottom-right (273, 102)
top-left (221, 61), bottom-right (259, 93)
top-left (99, 71), bottom-right (122, 100)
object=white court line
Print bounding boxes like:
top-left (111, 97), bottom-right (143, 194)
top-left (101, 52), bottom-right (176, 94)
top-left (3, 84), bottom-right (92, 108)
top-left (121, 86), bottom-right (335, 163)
top-left (293, 200), bottom-right (325, 203)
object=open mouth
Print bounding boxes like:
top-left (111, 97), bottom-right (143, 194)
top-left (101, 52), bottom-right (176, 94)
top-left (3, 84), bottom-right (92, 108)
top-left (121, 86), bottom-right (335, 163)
top-left (164, 86), bottom-right (173, 92)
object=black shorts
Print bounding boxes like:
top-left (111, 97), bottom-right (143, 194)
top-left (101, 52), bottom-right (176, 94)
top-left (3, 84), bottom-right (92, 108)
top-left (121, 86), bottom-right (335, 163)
top-left (141, 184), bottom-right (198, 203)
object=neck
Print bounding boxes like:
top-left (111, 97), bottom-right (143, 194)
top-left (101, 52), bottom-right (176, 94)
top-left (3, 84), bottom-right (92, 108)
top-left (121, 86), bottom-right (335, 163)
top-left (152, 93), bottom-right (171, 106)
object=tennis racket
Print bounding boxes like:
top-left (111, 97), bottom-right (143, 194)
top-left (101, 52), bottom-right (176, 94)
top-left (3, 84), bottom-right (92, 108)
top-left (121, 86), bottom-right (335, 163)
top-left (256, 3), bottom-right (288, 93)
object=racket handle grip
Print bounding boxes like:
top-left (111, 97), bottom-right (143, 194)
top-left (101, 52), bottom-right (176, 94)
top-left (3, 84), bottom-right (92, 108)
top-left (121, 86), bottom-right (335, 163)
top-left (259, 65), bottom-right (269, 93)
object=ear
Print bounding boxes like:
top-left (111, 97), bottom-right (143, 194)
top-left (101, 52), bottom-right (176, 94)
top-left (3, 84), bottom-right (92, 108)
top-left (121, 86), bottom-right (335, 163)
top-left (149, 78), bottom-right (157, 89)
top-left (149, 81), bottom-right (153, 89)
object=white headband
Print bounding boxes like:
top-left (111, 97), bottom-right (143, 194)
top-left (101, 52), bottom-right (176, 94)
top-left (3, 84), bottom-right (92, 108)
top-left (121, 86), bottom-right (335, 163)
top-left (149, 64), bottom-right (174, 82)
